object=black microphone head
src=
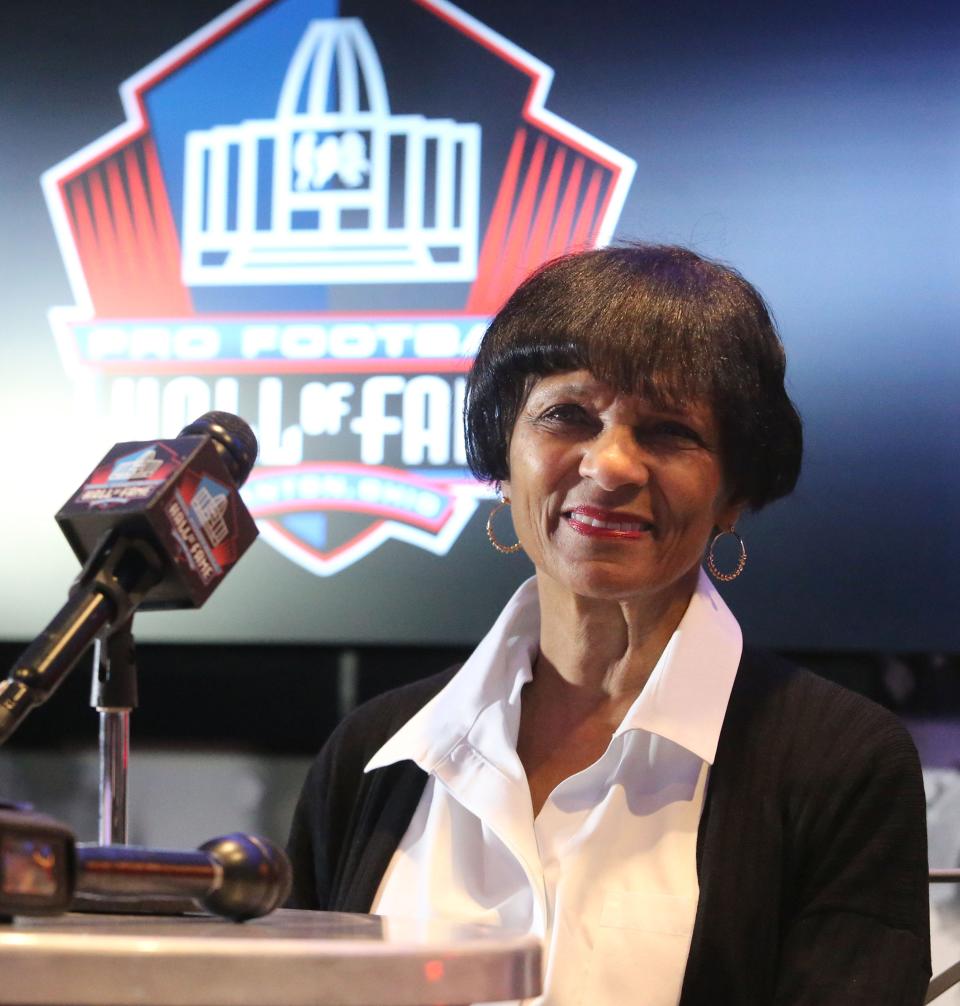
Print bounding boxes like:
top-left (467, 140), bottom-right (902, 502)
top-left (199, 833), bottom-right (292, 922)
top-left (179, 412), bottom-right (258, 487)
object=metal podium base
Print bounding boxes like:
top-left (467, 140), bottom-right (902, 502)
top-left (0, 908), bottom-right (541, 1006)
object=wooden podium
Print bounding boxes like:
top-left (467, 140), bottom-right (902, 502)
top-left (0, 908), bottom-right (542, 1005)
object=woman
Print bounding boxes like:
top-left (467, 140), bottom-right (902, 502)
top-left (287, 245), bottom-right (930, 1004)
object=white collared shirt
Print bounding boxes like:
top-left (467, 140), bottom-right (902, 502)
top-left (367, 570), bottom-right (742, 1006)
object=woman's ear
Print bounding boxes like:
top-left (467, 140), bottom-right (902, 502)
top-left (715, 497), bottom-right (744, 533)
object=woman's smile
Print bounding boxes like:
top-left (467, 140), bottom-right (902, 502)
top-left (563, 505), bottom-right (655, 538)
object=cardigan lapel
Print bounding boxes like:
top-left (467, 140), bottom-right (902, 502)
top-left (333, 758), bottom-right (431, 913)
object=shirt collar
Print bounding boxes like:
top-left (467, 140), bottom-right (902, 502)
top-left (613, 569), bottom-right (742, 765)
top-left (364, 569), bottom-right (741, 773)
top-left (364, 577), bottom-right (540, 773)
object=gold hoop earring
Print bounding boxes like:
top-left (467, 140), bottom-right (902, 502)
top-left (486, 499), bottom-right (522, 554)
top-left (707, 528), bottom-right (747, 582)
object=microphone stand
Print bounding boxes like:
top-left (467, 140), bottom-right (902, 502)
top-left (90, 619), bottom-right (137, 846)
top-left (0, 413), bottom-right (288, 920)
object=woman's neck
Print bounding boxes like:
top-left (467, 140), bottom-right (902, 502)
top-left (532, 570), bottom-right (697, 702)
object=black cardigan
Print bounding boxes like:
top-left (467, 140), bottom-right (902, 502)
top-left (287, 648), bottom-right (931, 1004)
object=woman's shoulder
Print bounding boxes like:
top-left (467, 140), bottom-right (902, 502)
top-left (724, 651), bottom-right (921, 784)
top-left (732, 648), bottom-right (905, 727)
top-left (708, 649), bottom-right (926, 881)
top-left (316, 665), bottom-right (460, 768)
top-left (724, 647), bottom-right (921, 781)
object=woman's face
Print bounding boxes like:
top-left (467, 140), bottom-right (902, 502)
top-left (500, 369), bottom-right (741, 607)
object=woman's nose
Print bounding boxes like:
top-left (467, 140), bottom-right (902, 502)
top-left (579, 427), bottom-right (649, 491)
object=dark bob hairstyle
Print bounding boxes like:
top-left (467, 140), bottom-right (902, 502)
top-left (464, 243), bottom-right (802, 510)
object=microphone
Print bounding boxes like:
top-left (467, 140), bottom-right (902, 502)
top-left (0, 412), bottom-right (259, 743)
top-left (57, 410), bottom-right (259, 609)
top-left (72, 833), bottom-right (292, 922)
top-left (0, 807), bottom-right (290, 922)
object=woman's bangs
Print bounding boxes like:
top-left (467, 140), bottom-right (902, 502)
top-left (573, 322), bottom-right (719, 412)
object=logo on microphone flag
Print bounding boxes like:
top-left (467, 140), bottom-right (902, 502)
top-left (43, 0), bottom-right (634, 576)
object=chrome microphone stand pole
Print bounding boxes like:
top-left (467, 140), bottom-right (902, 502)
top-left (91, 620), bottom-right (137, 845)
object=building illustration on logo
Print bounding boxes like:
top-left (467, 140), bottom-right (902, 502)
top-left (108, 448), bottom-right (164, 483)
top-left (190, 478), bottom-right (230, 548)
top-left (42, 0), bottom-right (636, 578)
top-left (182, 18), bottom-right (480, 287)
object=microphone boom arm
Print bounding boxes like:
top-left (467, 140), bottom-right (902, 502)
top-left (0, 531), bottom-right (164, 744)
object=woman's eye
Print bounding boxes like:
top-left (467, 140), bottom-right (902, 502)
top-left (539, 403), bottom-right (592, 425)
top-left (659, 422), bottom-right (697, 438)
top-left (645, 422), bottom-right (705, 445)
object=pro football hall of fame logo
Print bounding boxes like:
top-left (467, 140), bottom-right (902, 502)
top-left (43, 0), bottom-right (635, 577)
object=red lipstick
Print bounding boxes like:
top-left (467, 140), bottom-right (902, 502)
top-left (564, 506), bottom-right (653, 539)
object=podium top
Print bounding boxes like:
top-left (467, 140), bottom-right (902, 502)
top-left (0, 908), bottom-right (542, 1006)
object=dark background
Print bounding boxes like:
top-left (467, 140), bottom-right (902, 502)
top-left (0, 0), bottom-right (957, 752)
